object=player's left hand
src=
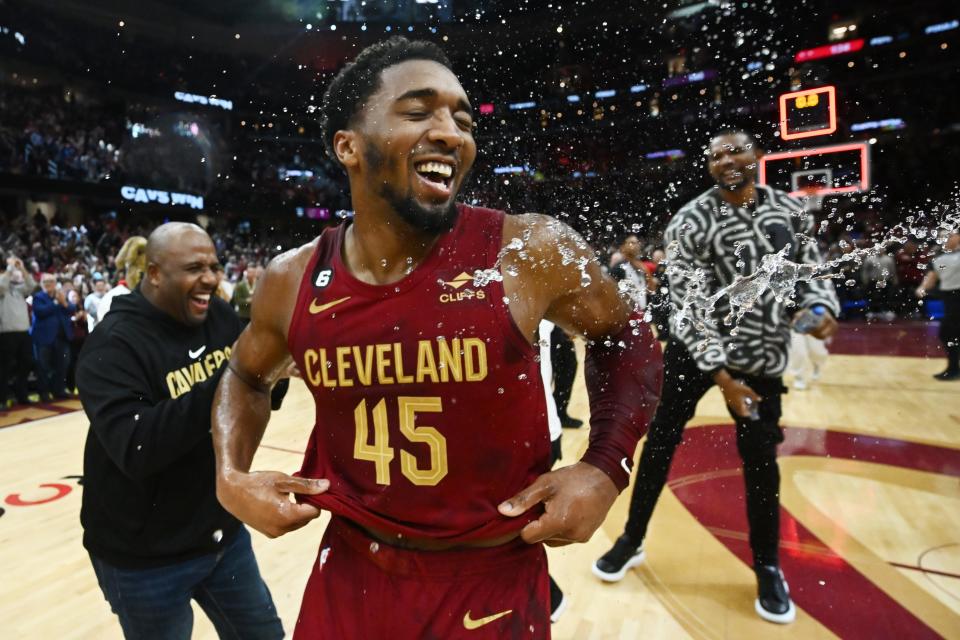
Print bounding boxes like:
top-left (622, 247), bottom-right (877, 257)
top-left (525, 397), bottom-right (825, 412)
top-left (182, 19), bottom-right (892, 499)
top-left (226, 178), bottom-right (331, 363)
top-left (498, 462), bottom-right (618, 547)
top-left (809, 312), bottom-right (839, 340)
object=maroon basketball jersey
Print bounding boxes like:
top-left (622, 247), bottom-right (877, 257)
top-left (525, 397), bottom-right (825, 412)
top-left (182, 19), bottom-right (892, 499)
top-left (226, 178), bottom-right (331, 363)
top-left (288, 205), bottom-right (550, 542)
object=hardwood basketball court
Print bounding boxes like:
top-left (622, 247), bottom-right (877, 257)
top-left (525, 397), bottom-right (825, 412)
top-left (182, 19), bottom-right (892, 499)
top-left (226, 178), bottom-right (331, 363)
top-left (1, 321), bottom-right (957, 639)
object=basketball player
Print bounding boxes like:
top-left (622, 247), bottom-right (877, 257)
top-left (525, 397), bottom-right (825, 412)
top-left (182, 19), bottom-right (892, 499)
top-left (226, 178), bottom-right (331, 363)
top-left (211, 37), bottom-right (662, 639)
top-left (592, 130), bottom-right (839, 624)
top-left (77, 223), bottom-right (283, 639)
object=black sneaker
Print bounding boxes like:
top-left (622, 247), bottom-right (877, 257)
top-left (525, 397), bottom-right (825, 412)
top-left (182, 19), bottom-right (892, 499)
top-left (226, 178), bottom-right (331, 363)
top-left (549, 576), bottom-right (567, 623)
top-left (933, 370), bottom-right (960, 381)
top-left (591, 535), bottom-right (645, 582)
top-left (560, 414), bottom-right (583, 429)
top-left (754, 564), bottom-right (796, 624)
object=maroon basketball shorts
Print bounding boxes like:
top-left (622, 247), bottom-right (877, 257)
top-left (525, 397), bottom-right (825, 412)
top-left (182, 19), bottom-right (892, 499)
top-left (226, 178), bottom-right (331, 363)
top-left (293, 517), bottom-right (551, 639)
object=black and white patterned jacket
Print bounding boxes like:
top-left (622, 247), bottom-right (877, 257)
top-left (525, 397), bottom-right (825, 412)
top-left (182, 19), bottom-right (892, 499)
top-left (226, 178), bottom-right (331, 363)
top-left (664, 184), bottom-right (839, 377)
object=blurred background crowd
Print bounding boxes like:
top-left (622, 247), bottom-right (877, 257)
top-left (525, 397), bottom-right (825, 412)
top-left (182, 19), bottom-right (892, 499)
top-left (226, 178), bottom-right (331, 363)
top-left (1, 0), bottom-right (957, 405)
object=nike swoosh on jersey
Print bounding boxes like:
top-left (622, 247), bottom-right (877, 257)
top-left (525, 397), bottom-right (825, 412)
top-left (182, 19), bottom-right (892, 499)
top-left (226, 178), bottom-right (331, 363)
top-left (309, 296), bottom-right (351, 315)
top-left (462, 609), bottom-right (513, 630)
top-left (620, 457), bottom-right (632, 475)
top-left (188, 346), bottom-right (206, 359)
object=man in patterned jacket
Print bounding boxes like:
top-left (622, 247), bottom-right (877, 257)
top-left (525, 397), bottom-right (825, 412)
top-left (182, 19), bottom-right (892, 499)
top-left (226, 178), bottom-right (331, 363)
top-left (592, 130), bottom-right (839, 624)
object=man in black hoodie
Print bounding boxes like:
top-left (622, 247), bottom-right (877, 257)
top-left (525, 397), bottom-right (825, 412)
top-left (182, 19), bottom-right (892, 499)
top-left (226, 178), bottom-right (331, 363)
top-left (77, 223), bottom-right (283, 640)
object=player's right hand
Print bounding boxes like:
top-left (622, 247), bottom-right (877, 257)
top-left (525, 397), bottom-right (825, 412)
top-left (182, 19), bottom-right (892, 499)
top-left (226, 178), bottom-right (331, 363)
top-left (216, 470), bottom-right (327, 538)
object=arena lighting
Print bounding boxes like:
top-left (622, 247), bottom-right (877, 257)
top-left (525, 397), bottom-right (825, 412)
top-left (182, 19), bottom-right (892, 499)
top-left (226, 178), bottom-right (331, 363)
top-left (173, 91), bottom-right (233, 111)
top-left (869, 35), bottom-right (893, 46)
top-left (645, 149), bottom-right (685, 159)
top-left (630, 84), bottom-right (648, 93)
top-left (850, 118), bottom-right (906, 132)
top-left (746, 61), bottom-right (763, 71)
top-left (128, 122), bottom-right (160, 139)
top-left (279, 168), bottom-right (315, 179)
top-left (778, 85), bottom-right (837, 140)
top-left (594, 89), bottom-right (616, 99)
top-left (493, 165), bottom-right (528, 174)
top-left (925, 20), bottom-right (958, 34)
top-left (566, 95), bottom-right (581, 103)
top-left (794, 38), bottom-right (864, 62)
top-left (758, 142), bottom-right (870, 197)
top-left (120, 185), bottom-right (204, 210)
top-left (508, 101), bottom-right (536, 110)
top-left (662, 70), bottom-right (717, 88)
top-left (478, 103), bottom-right (494, 115)
top-left (0, 25), bottom-right (26, 45)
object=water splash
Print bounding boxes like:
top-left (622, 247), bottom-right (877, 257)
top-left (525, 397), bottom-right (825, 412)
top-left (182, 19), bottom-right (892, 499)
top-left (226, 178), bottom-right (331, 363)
top-left (668, 198), bottom-right (960, 341)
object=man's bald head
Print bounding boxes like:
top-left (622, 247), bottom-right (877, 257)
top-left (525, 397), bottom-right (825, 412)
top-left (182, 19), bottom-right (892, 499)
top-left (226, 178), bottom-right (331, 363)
top-left (146, 222), bottom-right (211, 265)
top-left (142, 222), bottom-right (222, 326)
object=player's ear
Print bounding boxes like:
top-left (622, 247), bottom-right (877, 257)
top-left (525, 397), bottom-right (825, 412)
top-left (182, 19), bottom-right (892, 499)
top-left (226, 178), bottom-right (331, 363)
top-left (334, 130), bottom-right (360, 169)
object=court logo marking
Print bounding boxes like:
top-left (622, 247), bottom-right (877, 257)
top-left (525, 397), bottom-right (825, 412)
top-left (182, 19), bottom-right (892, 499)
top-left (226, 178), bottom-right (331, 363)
top-left (463, 609), bottom-right (513, 630)
top-left (309, 296), bottom-right (351, 315)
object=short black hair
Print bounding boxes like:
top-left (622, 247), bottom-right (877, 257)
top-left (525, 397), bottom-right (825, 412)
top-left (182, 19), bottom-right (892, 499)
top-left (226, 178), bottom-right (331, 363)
top-left (616, 231), bottom-right (641, 248)
top-left (320, 36), bottom-right (453, 162)
top-left (709, 128), bottom-right (763, 153)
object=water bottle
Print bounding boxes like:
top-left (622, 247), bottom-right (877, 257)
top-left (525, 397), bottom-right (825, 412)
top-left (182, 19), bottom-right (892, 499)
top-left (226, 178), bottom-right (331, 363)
top-left (792, 305), bottom-right (826, 334)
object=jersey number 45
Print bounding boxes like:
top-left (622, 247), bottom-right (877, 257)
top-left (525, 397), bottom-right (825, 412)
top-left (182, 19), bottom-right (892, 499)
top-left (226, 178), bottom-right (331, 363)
top-left (353, 397), bottom-right (448, 486)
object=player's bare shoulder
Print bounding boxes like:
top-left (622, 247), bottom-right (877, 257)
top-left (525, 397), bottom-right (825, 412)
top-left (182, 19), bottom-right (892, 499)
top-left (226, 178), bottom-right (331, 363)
top-left (502, 213), bottom-right (599, 295)
top-left (251, 238), bottom-right (321, 335)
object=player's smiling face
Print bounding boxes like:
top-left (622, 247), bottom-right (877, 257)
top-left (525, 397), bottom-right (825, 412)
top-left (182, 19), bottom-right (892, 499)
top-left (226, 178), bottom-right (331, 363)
top-left (354, 59), bottom-right (477, 233)
top-left (707, 132), bottom-right (759, 192)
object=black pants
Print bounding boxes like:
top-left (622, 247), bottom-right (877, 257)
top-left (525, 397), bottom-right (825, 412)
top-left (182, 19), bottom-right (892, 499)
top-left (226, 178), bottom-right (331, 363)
top-left (939, 290), bottom-right (960, 373)
top-left (0, 331), bottom-right (36, 404)
top-left (623, 340), bottom-right (786, 566)
top-left (550, 326), bottom-right (577, 418)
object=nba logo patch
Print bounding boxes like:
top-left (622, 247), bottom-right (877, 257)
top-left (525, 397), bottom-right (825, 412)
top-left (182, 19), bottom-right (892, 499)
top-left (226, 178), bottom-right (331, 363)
top-left (318, 546), bottom-right (332, 571)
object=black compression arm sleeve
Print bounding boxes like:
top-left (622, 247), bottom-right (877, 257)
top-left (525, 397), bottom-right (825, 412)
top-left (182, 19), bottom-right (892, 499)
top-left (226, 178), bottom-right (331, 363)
top-left (581, 314), bottom-right (663, 491)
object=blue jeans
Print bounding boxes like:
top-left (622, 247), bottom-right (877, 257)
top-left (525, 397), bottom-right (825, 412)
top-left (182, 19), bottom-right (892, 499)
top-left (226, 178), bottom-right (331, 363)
top-left (89, 527), bottom-right (284, 640)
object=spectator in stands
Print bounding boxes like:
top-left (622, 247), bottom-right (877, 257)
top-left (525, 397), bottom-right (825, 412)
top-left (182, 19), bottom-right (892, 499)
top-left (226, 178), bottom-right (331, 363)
top-left (65, 287), bottom-right (87, 393)
top-left (609, 233), bottom-right (654, 310)
top-left (648, 247), bottom-right (671, 338)
top-left (1, 256), bottom-right (39, 406)
top-left (84, 274), bottom-right (108, 332)
top-left (31, 273), bottom-right (75, 400)
top-left (99, 236), bottom-right (147, 319)
top-left (861, 248), bottom-right (898, 321)
top-left (230, 265), bottom-right (260, 326)
top-left (896, 239), bottom-right (927, 315)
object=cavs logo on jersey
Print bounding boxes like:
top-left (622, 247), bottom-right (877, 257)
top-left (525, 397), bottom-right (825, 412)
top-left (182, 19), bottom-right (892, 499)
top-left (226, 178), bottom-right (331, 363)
top-left (439, 271), bottom-right (486, 304)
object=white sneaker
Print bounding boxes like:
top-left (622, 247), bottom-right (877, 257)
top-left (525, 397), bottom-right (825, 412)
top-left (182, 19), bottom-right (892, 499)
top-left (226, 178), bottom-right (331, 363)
top-left (793, 377), bottom-right (808, 390)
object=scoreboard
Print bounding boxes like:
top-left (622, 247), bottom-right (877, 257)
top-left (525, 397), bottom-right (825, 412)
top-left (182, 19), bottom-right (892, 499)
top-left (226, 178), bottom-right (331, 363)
top-left (778, 85), bottom-right (837, 140)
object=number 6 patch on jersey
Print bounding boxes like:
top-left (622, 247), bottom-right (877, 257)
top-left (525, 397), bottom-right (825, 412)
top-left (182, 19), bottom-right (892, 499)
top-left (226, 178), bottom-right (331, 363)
top-left (314, 267), bottom-right (334, 290)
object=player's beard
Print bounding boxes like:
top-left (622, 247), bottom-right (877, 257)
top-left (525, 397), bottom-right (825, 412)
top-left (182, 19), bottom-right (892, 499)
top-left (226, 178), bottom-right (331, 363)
top-left (715, 163), bottom-right (756, 192)
top-left (382, 185), bottom-right (460, 235)
top-left (366, 143), bottom-right (464, 235)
